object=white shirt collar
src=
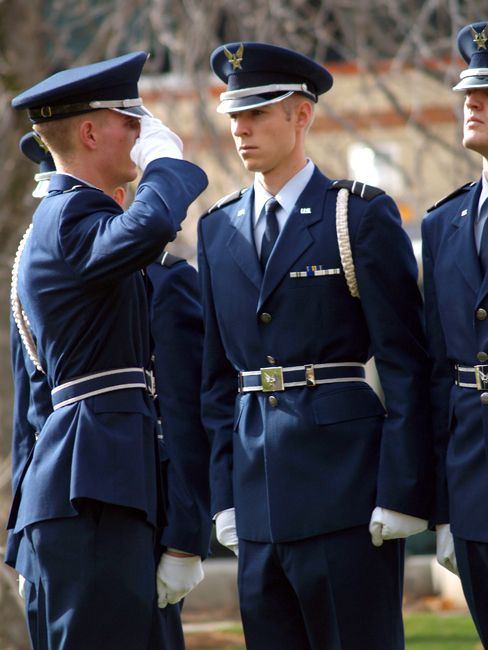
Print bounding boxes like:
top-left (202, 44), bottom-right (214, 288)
top-left (480, 172), bottom-right (488, 215)
top-left (253, 159), bottom-right (315, 227)
top-left (55, 172), bottom-right (101, 192)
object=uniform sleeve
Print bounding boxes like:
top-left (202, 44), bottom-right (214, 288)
top-left (59, 159), bottom-right (208, 284)
top-left (352, 193), bottom-right (435, 519)
top-left (150, 262), bottom-right (212, 557)
top-left (421, 218), bottom-right (451, 525)
top-left (10, 312), bottom-right (40, 494)
top-left (197, 217), bottom-right (238, 518)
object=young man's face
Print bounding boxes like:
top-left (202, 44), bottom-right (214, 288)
top-left (229, 101), bottom-right (301, 176)
top-left (97, 109), bottom-right (141, 186)
top-left (463, 88), bottom-right (488, 159)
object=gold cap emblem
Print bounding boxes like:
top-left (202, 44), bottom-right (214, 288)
top-left (470, 24), bottom-right (488, 50)
top-left (224, 44), bottom-right (244, 71)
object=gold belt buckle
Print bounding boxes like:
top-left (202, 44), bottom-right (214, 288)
top-left (475, 365), bottom-right (488, 390)
top-left (305, 364), bottom-right (316, 387)
top-left (261, 366), bottom-right (284, 392)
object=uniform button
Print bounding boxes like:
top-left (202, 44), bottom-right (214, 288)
top-left (267, 356), bottom-right (276, 364)
top-left (269, 396), bottom-right (278, 407)
top-left (261, 313), bottom-right (272, 323)
top-left (477, 308), bottom-right (488, 320)
top-left (478, 352), bottom-right (488, 362)
top-left (481, 393), bottom-right (488, 405)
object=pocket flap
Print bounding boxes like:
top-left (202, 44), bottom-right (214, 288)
top-left (312, 386), bottom-right (386, 425)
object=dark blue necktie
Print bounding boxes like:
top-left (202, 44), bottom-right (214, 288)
top-left (479, 202), bottom-right (488, 275)
top-left (260, 198), bottom-right (280, 270)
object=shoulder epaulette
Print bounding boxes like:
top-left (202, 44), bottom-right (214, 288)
top-left (426, 182), bottom-right (476, 213)
top-left (203, 188), bottom-right (248, 216)
top-left (332, 179), bottom-right (385, 202)
top-left (157, 251), bottom-right (185, 268)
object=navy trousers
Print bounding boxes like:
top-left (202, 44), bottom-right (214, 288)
top-left (238, 524), bottom-right (405, 650)
top-left (454, 536), bottom-right (488, 648)
top-left (23, 499), bottom-right (164, 650)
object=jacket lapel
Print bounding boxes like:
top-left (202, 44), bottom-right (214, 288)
top-left (449, 180), bottom-right (482, 300)
top-left (226, 188), bottom-right (263, 291)
top-left (258, 169), bottom-right (330, 310)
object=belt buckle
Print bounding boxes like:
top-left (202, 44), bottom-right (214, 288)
top-left (474, 365), bottom-right (488, 390)
top-left (304, 364), bottom-right (316, 387)
top-left (261, 367), bottom-right (284, 392)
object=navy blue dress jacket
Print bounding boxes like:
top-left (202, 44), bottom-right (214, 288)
top-left (8, 157), bottom-right (207, 534)
top-left (198, 166), bottom-right (434, 544)
top-left (422, 177), bottom-right (488, 541)
top-left (147, 255), bottom-right (212, 558)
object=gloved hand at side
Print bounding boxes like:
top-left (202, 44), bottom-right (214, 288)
top-left (18, 574), bottom-right (25, 599)
top-left (436, 523), bottom-right (459, 575)
top-left (130, 115), bottom-right (183, 171)
top-left (369, 507), bottom-right (428, 547)
top-left (156, 550), bottom-right (204, 608)
top-left (215, 507), bottom-right (239, 557)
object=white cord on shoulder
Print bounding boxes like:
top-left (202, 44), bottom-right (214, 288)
top-left (11, 224), bottom-right (45, 373)
top-left (336, 188), bottom-right (360, 299)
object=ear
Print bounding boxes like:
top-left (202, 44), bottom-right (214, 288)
top-left (113, 186), bottom-right (126, 208)
top-left (295, 100), bottom-right (313, 131)
top-left (79, 119), bottom-right (98, 150)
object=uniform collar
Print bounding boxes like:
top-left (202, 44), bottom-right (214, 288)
top-left (253, 159), bottom-right (315, 226)
top-left (48, 172), bottom-right (102, 193)
top-left (478, 172), bottom-right (488, 221)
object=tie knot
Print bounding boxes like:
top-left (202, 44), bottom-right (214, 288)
top-left (266, 198), bottom-right (280, 215)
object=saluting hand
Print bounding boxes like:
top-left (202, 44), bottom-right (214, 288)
top-left (130, 115), bottom-right (183, 171)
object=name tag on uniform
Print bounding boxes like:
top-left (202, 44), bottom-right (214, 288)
top-left (290, 265), bottom-right (341, 278)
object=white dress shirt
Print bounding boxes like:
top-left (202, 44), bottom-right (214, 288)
top-left (474, 172), bottom-right (488, 253)
top-left (253, 160), bottom-right (315, 257)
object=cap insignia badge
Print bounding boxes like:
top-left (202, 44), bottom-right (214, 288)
top-left (224, 44), bottom-right (244, 71)
top-left (470, 25), bottom-right (488, 50)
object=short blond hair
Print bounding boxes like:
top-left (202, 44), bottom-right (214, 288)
top-left (282, 93), bottom-right (315, 132)
top-left (34, 110), bottom-right (109, 166)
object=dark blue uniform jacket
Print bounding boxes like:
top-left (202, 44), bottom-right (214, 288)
top-left (8, 157), bottom-right (207, 535)
top-left (198, 166), bottom-right (434, 544)
top-left (422, 177), bottom-right (488, 541)
top-left (147, 254), bottom-right (212, 558)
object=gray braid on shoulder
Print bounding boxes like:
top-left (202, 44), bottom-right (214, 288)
top-left (336, 188), bottom-right (360, 299)
top-left (11, 224), bottom-right (45, 373)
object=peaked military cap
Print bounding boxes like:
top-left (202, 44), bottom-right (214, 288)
top-left (453, 22), bottom-right (488, 91)
top-left (20, 132), bottom-right (56, 197)
top-left (12, 52), bottom-right (150, 123)
top-left (211, 42), bottom-right (333, 114)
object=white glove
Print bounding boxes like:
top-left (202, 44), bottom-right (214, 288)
top-left (130, 115), bottom-right (183, 171)
top-left (156, 552), bottom-right (203, 608)
top-left (436, 523), bottom-right (459, 576)
top-left (369, 507), bottom-right (428, 547)
top-left (18, 574), bottom-right (26, 600)
top-left (215, 507), bottom-right (239, 557)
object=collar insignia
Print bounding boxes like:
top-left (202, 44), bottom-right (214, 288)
top-left (470, 25), bottom-right (488, 50)
top-left (300, 207), bottom-right (311, 214)
top-left (224, 44), bottom-right (244, 71)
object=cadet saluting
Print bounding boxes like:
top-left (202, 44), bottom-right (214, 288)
top-left (422, 21), bottom-right (488, 648)
top-left (198, 42), bottom-right (435, 649)
top-left (7, 53), bottom-right (207, 649)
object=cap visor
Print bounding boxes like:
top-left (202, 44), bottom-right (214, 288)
top-left (111, 105), bottom-right (152, 118)
top-left (217, 92), bottom-right (293, 114)
top-left (453, 76), bottom-right (488, 91)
